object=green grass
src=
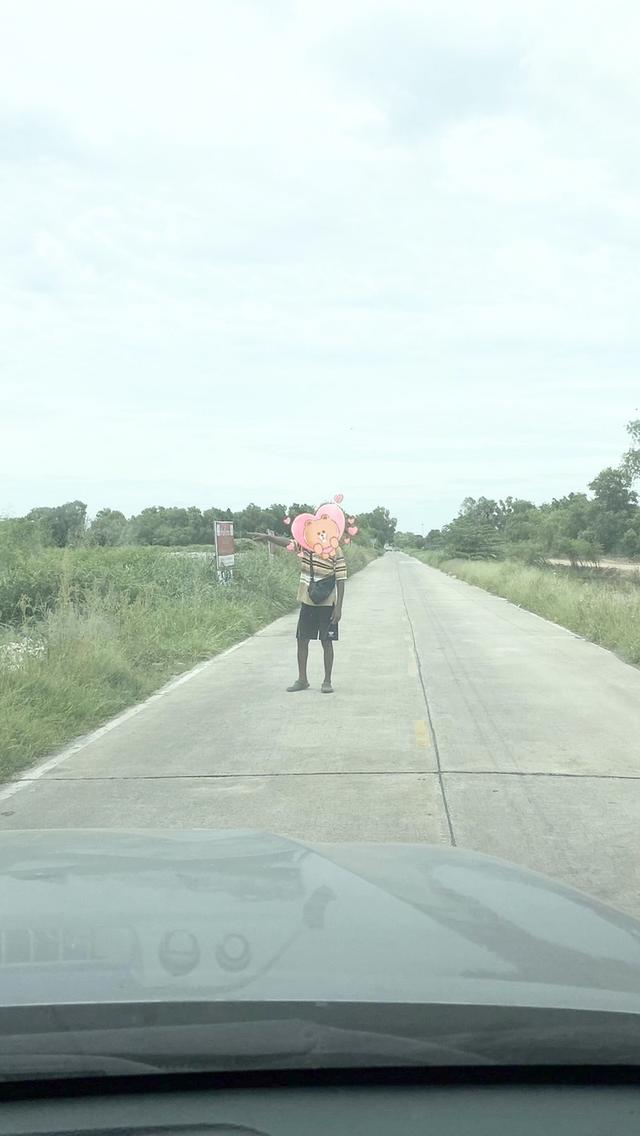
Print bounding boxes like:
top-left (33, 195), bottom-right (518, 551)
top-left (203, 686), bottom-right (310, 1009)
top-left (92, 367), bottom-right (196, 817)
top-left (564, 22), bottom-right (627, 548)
top-left (410, 551), bottom-right (640, 666)
top-left (0, 544), bottom-right (376, 780)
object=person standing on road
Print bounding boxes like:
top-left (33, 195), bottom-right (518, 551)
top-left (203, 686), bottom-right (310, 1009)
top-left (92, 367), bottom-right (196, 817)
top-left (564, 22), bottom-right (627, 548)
top-left (249, 532), bottom-right (347, 694)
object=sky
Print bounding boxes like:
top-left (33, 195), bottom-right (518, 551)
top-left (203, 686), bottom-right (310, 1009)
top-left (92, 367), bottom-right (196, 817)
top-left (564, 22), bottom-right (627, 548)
top-left (1, 0), bottom-right (639, 532)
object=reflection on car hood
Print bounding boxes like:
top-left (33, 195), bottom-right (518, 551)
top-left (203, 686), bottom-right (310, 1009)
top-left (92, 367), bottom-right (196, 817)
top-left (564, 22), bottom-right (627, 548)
top-left (1, 829), bottom-right (640, 1013)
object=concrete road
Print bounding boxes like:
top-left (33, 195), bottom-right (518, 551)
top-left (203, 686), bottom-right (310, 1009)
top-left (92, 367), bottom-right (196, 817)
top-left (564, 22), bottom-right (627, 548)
top-left (2, 553), bottom-right (640, 916)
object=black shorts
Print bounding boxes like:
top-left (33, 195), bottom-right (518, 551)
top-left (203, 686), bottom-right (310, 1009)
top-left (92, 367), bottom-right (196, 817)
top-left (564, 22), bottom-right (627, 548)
top-left (296, 603), bottom-right (338, 642)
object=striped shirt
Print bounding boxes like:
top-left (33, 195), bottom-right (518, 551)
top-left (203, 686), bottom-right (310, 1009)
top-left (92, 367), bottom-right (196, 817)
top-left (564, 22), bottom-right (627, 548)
top-left (297, 547), bottom-right (347, 606)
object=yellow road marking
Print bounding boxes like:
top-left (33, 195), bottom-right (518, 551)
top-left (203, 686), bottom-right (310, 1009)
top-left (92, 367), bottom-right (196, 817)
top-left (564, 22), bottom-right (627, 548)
top-left (414, 719), bottom-right (430, 748)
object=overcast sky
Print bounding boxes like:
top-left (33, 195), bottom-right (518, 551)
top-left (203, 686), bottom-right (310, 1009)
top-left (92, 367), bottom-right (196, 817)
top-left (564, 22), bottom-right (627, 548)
top-left (1, 0), bottom-right (639, 531)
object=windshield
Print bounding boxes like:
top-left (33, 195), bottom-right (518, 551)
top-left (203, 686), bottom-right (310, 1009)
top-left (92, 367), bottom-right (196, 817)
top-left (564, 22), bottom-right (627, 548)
top-left (1, 0), bottom-right (640, 1084)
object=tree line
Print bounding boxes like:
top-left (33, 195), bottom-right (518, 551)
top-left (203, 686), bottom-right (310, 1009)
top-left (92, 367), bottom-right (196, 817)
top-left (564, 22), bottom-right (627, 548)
top-left (1, 501), bottom-right (397, 553)
top-left (396, 418), bottom-right (640, 563)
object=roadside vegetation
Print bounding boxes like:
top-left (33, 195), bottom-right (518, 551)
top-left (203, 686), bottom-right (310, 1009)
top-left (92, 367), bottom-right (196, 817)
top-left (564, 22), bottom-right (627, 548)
top-left (398, 419), bottom-right (640, 667)
top-left (0, 537), bottom-right (376, 781)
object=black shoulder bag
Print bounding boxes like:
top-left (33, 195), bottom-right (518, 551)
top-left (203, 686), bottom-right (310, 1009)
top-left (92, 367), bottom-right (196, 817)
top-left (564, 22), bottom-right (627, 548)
top-left (307, 552), bottom-right (337, 604)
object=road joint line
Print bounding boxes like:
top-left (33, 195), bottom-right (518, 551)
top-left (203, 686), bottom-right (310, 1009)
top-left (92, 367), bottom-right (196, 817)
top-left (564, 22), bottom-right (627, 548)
top-left (0, 770), bottom-right (439, 791)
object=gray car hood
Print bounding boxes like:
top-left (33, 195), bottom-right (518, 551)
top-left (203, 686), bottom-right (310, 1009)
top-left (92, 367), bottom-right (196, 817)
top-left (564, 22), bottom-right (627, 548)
top-left (1, 829), bottom-right (640, 1016)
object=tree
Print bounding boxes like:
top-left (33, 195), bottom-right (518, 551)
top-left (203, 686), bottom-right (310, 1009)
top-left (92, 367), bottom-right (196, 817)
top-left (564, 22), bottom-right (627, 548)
top-left (461, 498), bottom-right (541, 547)
top-left (621, 528), bottom-right (640, 559)
top-left (537, 494), bottom-right (595, 553)
top-left (203, 507), bottom-right (233, 543)
top-left (287, 503), bottom-right (316, 520)
top-left (588, 467), bottom-right (638, 513)
top-left (11, 497), bottom-right (399, 551)
top-left (87, 509), bottom-right (128, 546)
top-left (442, 515), bottom-right (504, 559)
top-left (26, 501), bottom-right (87, 547)
top-left (424, 529), bottom-right (443, 549)
top-left (588, 467), bottom-right (638, 554)
top-left (233, 503), bottom-right (290, 537)
top-left (622, 417), bottom-right (640, 481)
top-left (265, 503), bottom-right (289, 535)
top-left (459, 497), bottom-right (500, 526)
top-left (555, 537), bottom-right (602, 567)
top-left (501, 501), bottom-right (539, 544)
top-left (129, 505), bottom-right (225, 546)
top-left (357, 506), bottom-right (397, 549)
top-left (395, 531), bottom-right (425, 549)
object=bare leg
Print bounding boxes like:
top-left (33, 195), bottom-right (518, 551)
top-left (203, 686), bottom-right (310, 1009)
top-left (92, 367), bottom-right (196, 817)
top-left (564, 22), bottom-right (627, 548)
top-left (297, 638), bottom-right (310, 683)
top-left (322, 638), bottom-right (334, 683)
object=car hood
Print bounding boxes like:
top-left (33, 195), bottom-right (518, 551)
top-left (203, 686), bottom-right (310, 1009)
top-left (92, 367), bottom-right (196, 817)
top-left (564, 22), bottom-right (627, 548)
top-left (1, 828), bottom-right (640, 1015)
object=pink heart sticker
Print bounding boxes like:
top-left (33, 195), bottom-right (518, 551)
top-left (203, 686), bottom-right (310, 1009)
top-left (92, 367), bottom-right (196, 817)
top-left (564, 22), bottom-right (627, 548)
top-left (348, 517), bottom-right (355, 524)
top-left (291, 502), bottom-right (346, 556)
top-left (286, 541), bottom-right (295, 551)
top-left (334, 493), bottom-right (344, 504)
top-left (348, 525), bottom-right (358, 536)
top-left (343, 537), bottom-right (351, 545)
top-left (283, 516), bottom-right (290, 525)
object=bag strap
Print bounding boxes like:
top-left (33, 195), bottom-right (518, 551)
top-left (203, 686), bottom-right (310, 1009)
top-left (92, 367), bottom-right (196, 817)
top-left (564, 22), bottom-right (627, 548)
top-left (308, 550), bottom-right (336, 582)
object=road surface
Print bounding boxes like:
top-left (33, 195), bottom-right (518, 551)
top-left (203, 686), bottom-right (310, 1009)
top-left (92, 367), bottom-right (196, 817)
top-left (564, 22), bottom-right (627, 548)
top-left (2, 553), bottom-right (640, 916)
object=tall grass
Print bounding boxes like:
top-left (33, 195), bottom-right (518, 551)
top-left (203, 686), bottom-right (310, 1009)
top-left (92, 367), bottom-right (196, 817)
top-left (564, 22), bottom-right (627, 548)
top-left (0, 545), bottom-right (222, 626)
top-left (411, 551), bottom-right (640, 666)
top-left (0, 544), bottom-right (376, 779)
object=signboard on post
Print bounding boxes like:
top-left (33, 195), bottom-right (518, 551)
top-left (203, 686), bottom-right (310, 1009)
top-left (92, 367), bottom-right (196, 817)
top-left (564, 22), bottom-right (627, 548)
top-left (214, 520), bottom-right (235, 580)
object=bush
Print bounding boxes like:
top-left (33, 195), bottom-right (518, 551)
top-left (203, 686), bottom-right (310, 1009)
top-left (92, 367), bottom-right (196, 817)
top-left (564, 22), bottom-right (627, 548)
top-left (551, 537), bottom-right (602, 566)
top-left (234, 538), bottom-right (260, 552)
top-left (503, 540), bottom-right (548, 567)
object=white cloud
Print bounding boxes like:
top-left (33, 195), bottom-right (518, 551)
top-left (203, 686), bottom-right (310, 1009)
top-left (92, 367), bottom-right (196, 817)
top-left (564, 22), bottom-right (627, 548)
top-left (1, 0), bottom-right (639, 530)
